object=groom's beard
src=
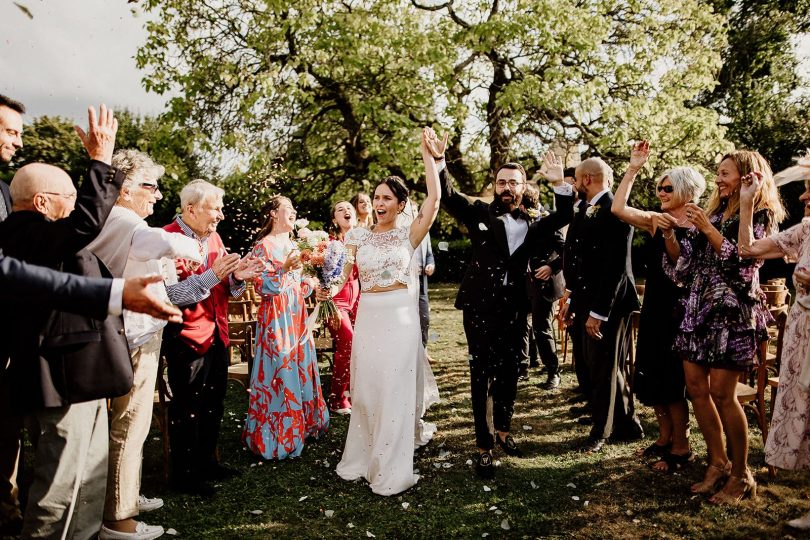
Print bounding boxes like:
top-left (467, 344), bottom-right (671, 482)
top-left (494, 191), bottom-right (520, 214)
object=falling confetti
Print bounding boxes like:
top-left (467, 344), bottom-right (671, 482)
top-left (500, 520), bottom-right (510, 530)
top-left (325, 510), bottom-right (334, 518)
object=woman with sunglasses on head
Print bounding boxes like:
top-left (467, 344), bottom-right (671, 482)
top-left (663, 150), bottom-right (785, 504)
top-left (739, 168), bottom-right (810, 530)
top-left (612, 141), bottom-right (706, 474)
top-left (325, 201), bottom-right (360, 415)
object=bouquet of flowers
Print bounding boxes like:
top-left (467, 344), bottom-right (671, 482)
top-left (294, 219), bottom-right (348, 328)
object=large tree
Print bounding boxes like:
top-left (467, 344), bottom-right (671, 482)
top-left (1, 111), bottom-right (205, 227)
top-left (137, 0), bottom-right (730, 214)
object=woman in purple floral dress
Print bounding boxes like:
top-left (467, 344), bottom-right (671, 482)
top-left (663, 150), bottom-right (785, 504)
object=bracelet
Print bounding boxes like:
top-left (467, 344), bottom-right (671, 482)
top-left (662, 231), bottom-right (675, 241)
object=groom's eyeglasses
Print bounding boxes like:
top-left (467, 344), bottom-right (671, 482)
top-left (495, 179), bottom-right (525, 188)
top-left (657, 185), bottom-right (674, 194)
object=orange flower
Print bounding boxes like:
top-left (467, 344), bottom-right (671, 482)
top-left (300, 249), bottom-right (312, 263)
top-left (311, 253), bottom-right (326, 266)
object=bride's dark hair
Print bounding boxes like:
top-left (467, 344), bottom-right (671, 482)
top-left (375, 176), bottom-right (409, 204)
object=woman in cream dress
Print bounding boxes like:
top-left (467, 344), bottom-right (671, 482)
top-left (335, 128), bottom-right (442, 496)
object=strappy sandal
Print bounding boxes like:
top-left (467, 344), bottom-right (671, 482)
top-left (690, 461), bottom-right (731, 494)
top-left (636, 441), bottom-right (671, 458)
top-left (650, 451), bottom-right (695, 473)
top-left (708, 471), bottom-right (757, 505)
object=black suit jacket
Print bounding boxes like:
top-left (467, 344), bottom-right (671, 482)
top-left (440, 167), bottom-right (574, 313)
top-left (0, 252), bottom-right (111, 319)
top-left (527, 221), bottom-right (565, 302)
top-left (0, 181), bottom-right (11, 220)
top-left (0, 160), bottom-right (130, 411)
top-left (564, 191), bottom-right (639, 321)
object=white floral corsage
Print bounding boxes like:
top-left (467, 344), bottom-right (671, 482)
top-left (478, 222), bottom-right (488, 231)
top-left (585, 204), bottom-right (600, 218)
top-left (527, 208), bottom-right (540, 219)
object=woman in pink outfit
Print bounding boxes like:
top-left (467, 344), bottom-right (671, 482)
top-left (326, 201), bottom-right (360, 414)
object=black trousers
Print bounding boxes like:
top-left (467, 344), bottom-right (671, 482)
top-left (463, 307), bottom-right (527, 450)
top-left (165, 336), bottom-right (228, 480)
top-left (569, 322), bottom-right (590, 396)
top-left (574, 312), bottom-right (639, 440)
top-left (530, 295), bottom-right (559, 376)
top-left (418, 276), bottom-right (430, 347)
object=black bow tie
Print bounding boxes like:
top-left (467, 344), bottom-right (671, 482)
top-left (508, 208), bottom-right (527, 220)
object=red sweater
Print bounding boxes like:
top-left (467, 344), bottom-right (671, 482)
top-left (164, 220), bottom-right (230, 355)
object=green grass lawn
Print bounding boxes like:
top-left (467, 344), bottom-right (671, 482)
top-left (140, 284), bottom-right (810, 539)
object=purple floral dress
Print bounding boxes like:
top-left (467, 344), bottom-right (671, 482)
top-left (663, 204), bottom-right (773, 371)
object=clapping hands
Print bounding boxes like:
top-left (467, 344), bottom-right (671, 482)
top-left (234, 254), bottom-right (264, 281)
top-left (74, 104), bottom-right (118, 165)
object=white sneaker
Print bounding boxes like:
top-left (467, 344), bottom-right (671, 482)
top-left (99, 521), bottom-right (164, 540)
top-left (138, 495), bottom-right (164, 513)
top-left (331, 408), bottom-right (351, 415)
top-left (787, 511), bottom-right (810, 530)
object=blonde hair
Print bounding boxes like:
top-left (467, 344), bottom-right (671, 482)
top-left (706, 150), bottom-right (786, 229)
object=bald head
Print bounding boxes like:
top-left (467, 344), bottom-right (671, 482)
top-left (10, 163), bottom-right (77, 220)
top-left (575, 157), bottom-right (614, 201)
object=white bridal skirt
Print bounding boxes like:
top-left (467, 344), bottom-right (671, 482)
top-left (336, 288), bottom-right (438, 496)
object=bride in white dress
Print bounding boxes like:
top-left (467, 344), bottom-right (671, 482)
top-left (335, 128), bottom-right (442, 495)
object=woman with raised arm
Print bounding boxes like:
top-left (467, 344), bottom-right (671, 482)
top-left (326, 201), bottom-right (360, 414)
top-left (740, 172), bottom-right (810, 529)
top-left (662, 150), bottom-right (785, 504)
top-left (335, 127), bottom-right (442, 496)
top-left (611, 141), bottom-right (706, 473)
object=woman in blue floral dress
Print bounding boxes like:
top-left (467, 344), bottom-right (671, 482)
top-left (242, 196), bottom-right (329, 460)
top-left (663, 150), bottom-right (785, 504)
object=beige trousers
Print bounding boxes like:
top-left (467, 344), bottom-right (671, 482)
top-left (104, 331), bottom-right (162, 521)
top-left (22, 400), bottom-right (109, 540)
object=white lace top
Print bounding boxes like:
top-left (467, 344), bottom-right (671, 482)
top-left (345, 226), bottom-right (415, 292)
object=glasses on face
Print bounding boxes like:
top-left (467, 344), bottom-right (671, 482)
top-left (139, 182), bottom-right (161, 193)
top-left (657, 185), bottom-right (674, 194)
top-left (41, 191), bottom-right (77, 200)
top-left (494, 179), bottom-right (525, 188)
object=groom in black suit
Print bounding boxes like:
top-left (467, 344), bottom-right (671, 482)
top-left (433, 145), bottom-right (573, 479)
top-left (560, 157), bottom-right (643, 453)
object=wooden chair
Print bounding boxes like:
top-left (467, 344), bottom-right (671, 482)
top-left (152, 355), bottom-right (172, 483)
top-left (765, 306), bottom-right (789, 416)
top-left (736, 339), bottom-right (770, 452)
top-left (228, 299), bottom-right (255, 364)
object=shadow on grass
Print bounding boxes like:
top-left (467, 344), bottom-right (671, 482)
top-left (138, 283), bottom-right (810, 539)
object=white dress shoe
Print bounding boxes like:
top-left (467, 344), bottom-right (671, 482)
top-left (138, 494), bottom-right (164, 513)
top-left (99, 521), bottom-right (164, 540)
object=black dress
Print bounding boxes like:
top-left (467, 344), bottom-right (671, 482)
top-left (633, 229), bottom-right (686, 406)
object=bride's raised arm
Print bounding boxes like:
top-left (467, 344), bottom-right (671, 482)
top-left (409, 127), bottom-right (443, 249)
